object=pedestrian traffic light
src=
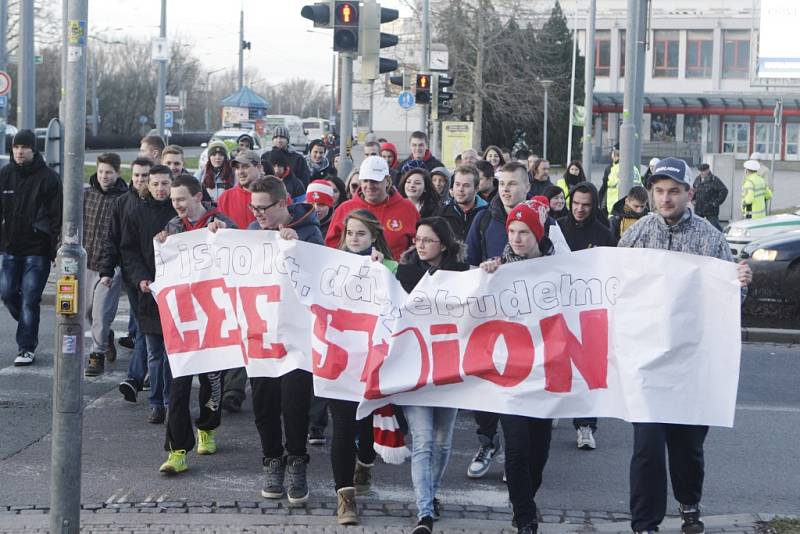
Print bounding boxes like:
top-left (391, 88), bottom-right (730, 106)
top-left (389, 74), bottom-right (405, 88)
top-left (300, 1), bottom-right (332, 28)
top-left (415, 73), bottom-right (431, 104)
top-left (359, 3), bottom-right (400, 81)
top-left (432, 74), bottom-right (454, 120)
top-left (333, 1), bottom-right (359, 52)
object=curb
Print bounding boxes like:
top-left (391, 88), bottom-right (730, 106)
top-left (742, 327), bottom-right (800, 344)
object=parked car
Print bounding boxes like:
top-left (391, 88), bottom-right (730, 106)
top-left (740, 230), bottom-right (800, 302)
top-left (203, 128), bottom-right (261, 154)
top-left (725, 209), bottom-right (800, 258)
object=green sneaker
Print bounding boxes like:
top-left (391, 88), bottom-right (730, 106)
top-left (197, 429), bottom-right (217, 455)
top-left (159, 450), bottom-right (187, 474)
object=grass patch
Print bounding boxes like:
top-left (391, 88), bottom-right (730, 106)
top-left (759, 518), bottom-right (800, 534)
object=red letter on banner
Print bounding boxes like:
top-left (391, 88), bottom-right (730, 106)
top-left (540, 309), bottom-right (608, 393)
top-left (155, 283), bottom-right (201, 353)
top-left (462, 320), bottom-right (534, 387)
top-left (430, 324), bottom-right (463, 386)
top-left (239, 285), bottom-right (287, 361)
top-left (191, 278), bottom-right (241, 349)
top-left (310, 305), bottom-right (379, 381)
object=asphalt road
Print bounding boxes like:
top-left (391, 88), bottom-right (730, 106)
top-left (0, 304), bottom-right (797, 516)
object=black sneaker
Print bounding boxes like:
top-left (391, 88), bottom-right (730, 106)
top-left (261, 456), bottom-right (286, 499)
top-left (147, 406), bottom-right (166, 424)
top-left (119, 378), bottom-right (140, 403)
top-left (118, 332), bottom-right (135, 349)
top-left (411, 516), bottom-right (434, 534)
top-left (105, 330), bottom-right (117, 363)
top-left (85, 353), bottom-right (105, 377)
top-left (679, 503), bottom-right (704, 534)
top-left (518, 520), bottom-right (538, 534)
top-left (286, 455), bottom-right (309, 505)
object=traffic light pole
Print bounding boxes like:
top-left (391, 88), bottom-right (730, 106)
top-left (618, 0), bottom-right (642, 198)
top-left (0, 0), bottom-right (7, 166)
top-left (155, 0), bottom-right (167, 137)
top-left (19, 0), bottom-right (35, 129)
top-left (581, 0), bottom-right (596, 176)
top-left (338, 52), bottom-right (353, 180)
top-left (50, 0), bottom-right (88, 532)
top-left (420, 0), bottom-right (430, 133)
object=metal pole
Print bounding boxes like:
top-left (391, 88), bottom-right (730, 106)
top-left (338, 52), bottom-right (353, 180)
top-left (420, 0), bottom-right (430, 133)
top-left (541, 81), bottom-right (552, 161)
top-left (329, 53), bottom-right (336, 128)
top-left (368, 80), bottom-right (374, 132)
top-left (618, 0), bottom-right (640, 199)
top-left (238, 9), bottom-right (244, 91)
top-left (0, 0), bottom-right (8, 165)
top-left (581, 0), bottom-right (596, 177)
top-left (566, 7), bottom-right (578, 165)
top-left (155, 0), bottom-right (167, 137)
top-left (19, 0), bottom-right (35, 129)
top-left (205, 72), bottom-right (211, 132)
top-left (90, 55), bottom-right (98, 136)
top-left (51, 0), bottom-right (87, 531)
top-left (631, 0), bottom-right (649, 173)
top-left (59, 0), bottom-right (68, 123)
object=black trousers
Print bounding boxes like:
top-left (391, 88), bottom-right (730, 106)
top-left (328, 398), bottom-right (376, 490)
top-left (223, 366), bottom-right (248, 402)
top-left (251, 369), bottom-right (312, 459)
top-left (630, 423), bottom-right (709, 532)
top-left (474, 410), bottom-right (499, 440)
top-left (164, 371), bottom-right (224, 452)
top-left (309, 394), bottom-right (329, 432)
top-left (500, 415), bottom-right (552, 529)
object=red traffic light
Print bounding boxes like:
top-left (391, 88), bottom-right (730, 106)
top-left (337, 2), bottom-right (358, 25)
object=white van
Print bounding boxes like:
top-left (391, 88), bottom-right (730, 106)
top-left (265, 115), bottom-right (309, 154)
top-left (302, 117), bottom-right (330, 144)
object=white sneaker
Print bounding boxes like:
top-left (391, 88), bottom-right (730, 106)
top-left (576, 426), bottom-right (596, 450)
top-left (14, 351), bottom-right (35, 366)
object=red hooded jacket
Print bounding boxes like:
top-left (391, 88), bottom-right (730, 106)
top-left (217, 184), bottom-right (256, 230)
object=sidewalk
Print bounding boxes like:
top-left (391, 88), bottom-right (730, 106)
top-left (0, 500), bottom-right (772, 533)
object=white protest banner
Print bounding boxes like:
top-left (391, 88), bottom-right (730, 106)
top-left (357, 248), bottom-right (742, 428)
top-left (150, 229), bottom-right (311, 378)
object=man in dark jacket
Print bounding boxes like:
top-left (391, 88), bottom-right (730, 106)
top-left (437, 164), bottom-right (488, 241)
top-left (267, 149), bottom-right (307, 203)
top-left (100, 157), bottom-right (153, 401)
top-left (305, 139), bottom-right (337, 181)
top-left (0, 129), bottom-right (62, 366)
top-left (271, 125), bottom-right (310, 186)
top-left (398, 131), bottom-right (445, 174)
top-left (247, 176), bottom-right (323, 505)
top-left (608, 185), bottom-right (649, 243)
top-left (83, 152), bottom-right (129, 377)
top-left (119, 165), bottom-right (176, 424)
top-left (692, 163), bottom-right (728, 231)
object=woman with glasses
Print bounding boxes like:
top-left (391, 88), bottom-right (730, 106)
top-left (394, 216), bottom-right (469, 534)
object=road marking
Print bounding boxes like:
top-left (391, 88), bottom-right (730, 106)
top-left (737, 403), bottom-right (800, 413)
top-left (117, 492), bottom-right (131, 503)
top-left (156, 494), bottom-right (167, 503)
top-left (0, 366), bottom-right (126, 383)
top-left (105, 491), bottom-right (120, 504)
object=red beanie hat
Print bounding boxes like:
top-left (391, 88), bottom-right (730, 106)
top-left (306, 180), bottom-right (334, 207)
top-left (506, 199), bottom-right (549, 242)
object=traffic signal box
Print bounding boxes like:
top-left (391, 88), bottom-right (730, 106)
top-left (415, 73), bottom-right (431, 104)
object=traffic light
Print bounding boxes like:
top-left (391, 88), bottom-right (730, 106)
top-left (333, 1), bottom-right (359, 52)
top-left (389, 74), bottom-right (405, 88)
top-left (432, 74), bottom-right (454, 120)
top-left (415, 74), bottom-right (431, 104)
top-left (359, 2), bottom-right (400, 81)
top-left (300, 1), bottom-right (332, 28)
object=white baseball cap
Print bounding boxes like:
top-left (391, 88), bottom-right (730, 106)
top-left (743, 159), bottom-right (760, 172)
top-left (358, 155), bottom-right (390, 181)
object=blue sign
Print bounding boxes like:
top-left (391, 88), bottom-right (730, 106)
top-left (0, 96), bottom-right (6, 108)
top-left (164, 111), bottom-right (173, 128)
top-left (398, 91), bottom-right (415, 110)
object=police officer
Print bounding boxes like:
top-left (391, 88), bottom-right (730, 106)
top-left (741, 159), bottom-right (773, 219)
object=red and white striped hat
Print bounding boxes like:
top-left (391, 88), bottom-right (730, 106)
top-left (306, 180), bottom-right (334, 207)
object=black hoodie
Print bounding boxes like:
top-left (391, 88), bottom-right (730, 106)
top-left (608, 195), bottom-right (648, 243)
top-left (557, 181), bottom-right (615, 251)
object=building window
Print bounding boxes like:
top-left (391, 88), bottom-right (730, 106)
top-left (722, 122), bottom-right (750, 156)
top-left (619, 30), bottom-right (626, 77)
top-left (595, 30), bottom-right (611, 77)
top-left (754, 123), bottom-right (781, 156)
top-left (684, 114), bottom-right (702, 143)
top-left (686, 31), bottom-right (713, 78)
top-left (650, 113), bottom-right (676, 142)
top-left (653, 30), bottom-right (679, 78)
top-left (723, 30), bottom-right (750, 79)
top-left (786, 124), bottom-right (800, 161)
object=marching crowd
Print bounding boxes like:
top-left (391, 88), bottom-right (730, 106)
top-left (0, 126), bottom-right (755, 534)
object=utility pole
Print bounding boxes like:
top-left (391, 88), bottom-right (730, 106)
top-left (18, 0), bottom-right (35, 129)
top-left (582, 0), bottom-right (596, 177)
top-left (51, 0), bottom-right (88, 531)
top-left (238, 9), bottom-right (244, 91)
top-left (338, 52), bottom-right (353, 180)
top-left (368, 80), bottom-right (374, 133)
top-left (59, 0), bottom-right (67, 123)
top-left (90, 55), bottom-right (98, 136)
top-left (618, 0), bottom-right (642, 198)
top-left (155, 0), bottom-right (167, 137)
top-left (566, 8), bottom-right (578, 165)
top-left (329, 53), bottom-right (336, 130)
top-left (420, 0), bottom-right (430, 133)
top-left (0, 0), bottom-right (8, 164)
top-left (631, 0), bottom-right (649, 175)
top-left (541, 80), bottom-right (553, 161)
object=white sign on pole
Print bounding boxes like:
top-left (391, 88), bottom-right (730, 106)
top-left (758, 0), bottom-right (800, 78)
top-left (151, 37), bottom-right (170, 62)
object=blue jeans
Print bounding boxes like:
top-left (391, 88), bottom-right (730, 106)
top-left (404, 405), bottom-right (459, 520)
top-left (0, 254), bottom-right (50, 352)
top-left (145, 334), bottom-right (172, 408)
top-left (124, 285), bottom-right (147, 384)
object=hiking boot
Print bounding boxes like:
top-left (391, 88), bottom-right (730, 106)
top-left (336, 487), bottom-right (358, 525)
top-left (118, 378), bottom-right (140, 403)
top-left (353, 460), bottom-right (372, 495)
top-left (679, 503), bottom-right (705, 534)
top-left (105, 330), bottom-right (117, 363)
top-left (197, 429), bottom-right (217, 455)
top-left (576, 426), bottom-right (596, 450)
top-left (159, 450), bottom-right (187, 474)
top-left (307, 427), bottom-right (326, 445)
top-left (147, 406), bottom-right (166, 424)
top-left (118, 332), bottom-right (135, 349)
top-left (13, 351), bottom-right (35, 366)
top-left (467, 434), bottom-right (499, 478)
top-left (85, 353), bottom-right (105, 377)
top-left (411, 516), bottom-right (434, 534)
top-left (221, 396), bottom-right (242, 413)
top-left (517, 520), bottom-right (538, 534)
top-left (286, 455), bottom-right (309, 504)
top-left (261, 456), bottom-right (286, 499)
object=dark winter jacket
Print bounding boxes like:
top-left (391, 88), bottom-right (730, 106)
top-left (247, 203), bottom-right (324, 245)
top-left (318, 208), bottom-right (333, 238)
top-left (306, 155), bottom-right (337, 181)
top-left (557, 181), bottom-right (615, 251)
top-left (268, 147), bottom-right (310, 187)
top-left (395, 245), bottom-right (470, 293)
top-left (529, 177), bottom-right (554, 197)
top-left (99, 185), bottom-right (147, 280)
top-left (398, 150), bottom-right (445, 175)
top-left (465, 195), bottom-right (510, 266)
top-left (84, 174), bottom-right (128, 272)
top-left (436, 195), bottom-right (488, 241)
top-left (119, 195), bottom-right (176, 335)
top-left (0, 151), bottom-right (62, 259)
top-left (279, 169), bottom-right (307, 204)
top-left (608, 196), bottom-right (648, 243)
top-left (692, 173), bottom-right (728, 218)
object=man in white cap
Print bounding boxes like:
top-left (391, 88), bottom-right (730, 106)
top-left (325, 155), bottom-right (419, 259)
top-left (741, 158), bottom-right (773, 219)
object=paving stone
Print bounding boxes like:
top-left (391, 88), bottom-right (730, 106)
top-left (158, 501), bottom-right (185, 509)
top-left (216, 501), bottom-right (237, 508)
top-left (361, 509), bottom-right (384, 516)
top-left (236, 501), bottom-right (258, 508)
top-left (388, 509), bottom-right (411, 517)
top-left (134, 502), bottom-right (157, 508)
top-left (19, 509), bottom-right (46, 514)
top-left (309, 508), bottom-right (334, 516)
top-left (9, 505), bottom-right (34, 511)
top-left (258, 501), bottom-right (281, 509)
top-left (239, 507), bottom-right (263, 514)
top-left (542, 515), bottom-right (563, 523)
top-left (464, 511), bottom-right (490, 520)
top-left (82, 503), bottom-right (104, 510)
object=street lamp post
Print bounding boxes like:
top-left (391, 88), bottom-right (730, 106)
top-left (205, 68), bottom-right (224, 132)
top-left (540, 80), bottom-right (553, 161)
